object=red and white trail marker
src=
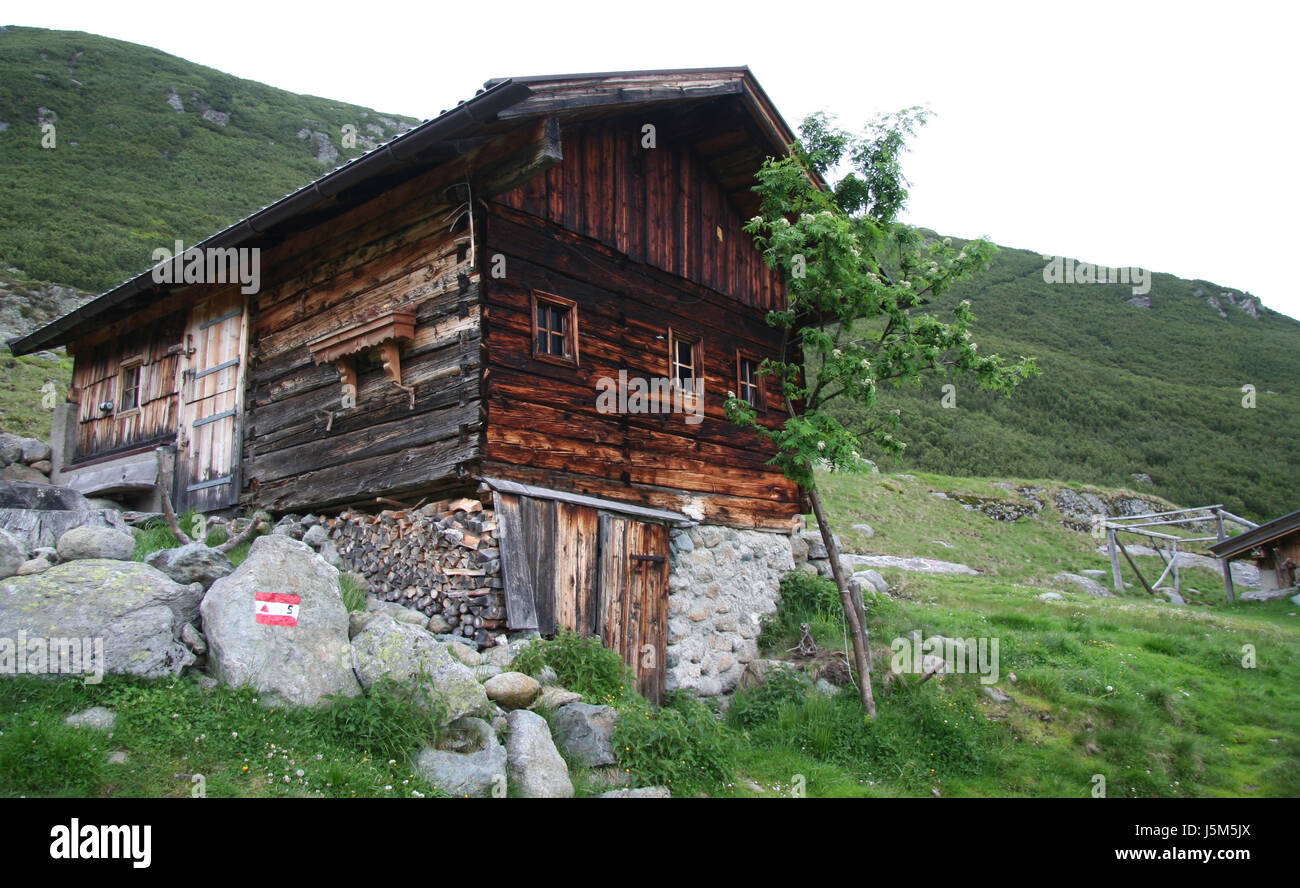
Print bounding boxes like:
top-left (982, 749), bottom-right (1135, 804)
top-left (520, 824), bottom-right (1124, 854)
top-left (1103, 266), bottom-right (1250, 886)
top-left (254, 591), bottom-right (301, 626)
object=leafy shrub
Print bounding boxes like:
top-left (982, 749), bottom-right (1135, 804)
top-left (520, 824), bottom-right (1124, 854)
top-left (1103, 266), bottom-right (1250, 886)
top-left (726, 669), bottom-right (809, 731)
top-left (320, 679), bottom-right (443, 759)
top-left (613, 692), bottom-right (733, 795)
top-left (512, 630), bottom-right (635, 704)
top-left (764, 571), bottom-right (843, 643)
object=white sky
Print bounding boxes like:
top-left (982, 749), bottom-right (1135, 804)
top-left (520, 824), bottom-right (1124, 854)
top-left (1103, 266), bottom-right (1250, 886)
top-left (14, 0), bottom-right (1300, 319)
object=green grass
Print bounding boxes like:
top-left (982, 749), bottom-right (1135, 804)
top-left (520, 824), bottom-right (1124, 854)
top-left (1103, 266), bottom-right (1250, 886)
top-left (0, 344), bottom-right (71, 438)
top-left (5, 469), bottom-right (1295, 798)
top-left (718, 469), bottom-right (1300, 797)
top-left (131, 511), bottom-right (256, 566)
top-left (0, 674), bottom-right (444, 797)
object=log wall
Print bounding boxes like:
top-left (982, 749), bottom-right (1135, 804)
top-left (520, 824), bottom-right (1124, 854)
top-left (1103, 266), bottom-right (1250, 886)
top-left (69, 310), bottom-right (185, 462)
top-left (493, 117), bottom-right (785, 311)
top-left (240, 161), bottom-right (491, 513)
top-left (481, 123), bottom-right (802, 530)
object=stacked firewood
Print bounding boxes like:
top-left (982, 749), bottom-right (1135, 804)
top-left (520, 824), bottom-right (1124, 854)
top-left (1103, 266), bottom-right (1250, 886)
top-left (328, 495), bottom-right (505, 647)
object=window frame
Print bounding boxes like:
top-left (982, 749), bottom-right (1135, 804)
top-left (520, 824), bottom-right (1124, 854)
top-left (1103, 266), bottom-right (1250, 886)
top-left (667, 328), bottom-right (704, 391)
top-left (116, 358), bottom-right (143, 417)
top-left (530, 289), bottom-right (579, 367)
top-left (735, 350), bottom-right (766, 412)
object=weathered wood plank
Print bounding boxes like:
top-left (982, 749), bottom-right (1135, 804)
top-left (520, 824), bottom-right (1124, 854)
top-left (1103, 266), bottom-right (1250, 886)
top-left (495, 492), bottom-right (539, 631)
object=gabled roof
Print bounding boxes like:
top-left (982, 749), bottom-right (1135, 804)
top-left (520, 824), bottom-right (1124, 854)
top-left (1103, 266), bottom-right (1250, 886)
top-left (1209, 508), bottom-right (1300, 560)
top-left (9, 66), bottom-right (807, 356)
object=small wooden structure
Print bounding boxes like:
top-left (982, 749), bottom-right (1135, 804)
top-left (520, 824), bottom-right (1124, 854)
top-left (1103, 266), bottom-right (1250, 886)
top-left (1208, 509), bottom-right (1300, 598)
top-left (1104, 505), bottom-right (1258, 601)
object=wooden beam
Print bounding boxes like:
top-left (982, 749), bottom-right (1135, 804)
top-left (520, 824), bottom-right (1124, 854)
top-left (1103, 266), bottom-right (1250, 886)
top-left (1115, 536), bottom-right (1157, 596)
top-left (1107, 505), bottom-right (1224, 522)
top-left (1216, 509), bottom-right (1260, 530)
top-left (473, 117), bottom-right (563, 198)
top-left (1217, 512), bottom-right (1236, 603)
top-left (1108, 529), bottom-right (1124, 594)
top-left (481, 476), bottom-right (690, 525)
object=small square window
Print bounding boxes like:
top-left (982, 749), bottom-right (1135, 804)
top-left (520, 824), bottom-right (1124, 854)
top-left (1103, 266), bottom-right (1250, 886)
top-left (118, 362), bottom-right (142, 413)
top-left (737, 353), bottom-right (765, 411)
top-left (668, 329), bottom-right (703, 388)
top-left (531, 290), bottom-right (579, 366)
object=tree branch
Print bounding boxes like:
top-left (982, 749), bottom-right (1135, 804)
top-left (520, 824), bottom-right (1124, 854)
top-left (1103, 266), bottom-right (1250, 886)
top-left (158, 487), bottom-right (194, 546)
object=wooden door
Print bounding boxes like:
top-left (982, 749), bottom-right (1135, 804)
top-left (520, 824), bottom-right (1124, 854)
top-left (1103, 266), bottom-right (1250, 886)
top-left (175, 290), bottom-right (248, 512)
top-left (495, 492), bottom-right (669, 702)
top-left (598, 515), bottom-right (669, 703)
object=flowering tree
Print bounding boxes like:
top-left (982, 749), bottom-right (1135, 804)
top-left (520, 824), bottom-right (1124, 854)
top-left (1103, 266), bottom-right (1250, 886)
top-left (726, 110), bottom-right (1038, 717)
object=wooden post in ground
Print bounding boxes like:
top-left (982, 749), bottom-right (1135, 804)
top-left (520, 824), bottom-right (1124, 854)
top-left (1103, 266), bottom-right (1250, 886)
top-left (1172, 540), bottom-right (1180, 596)
top-left (1215, 509), bottom-right (1236, 603)
top-left (1108, 528), bottom-right (1124, 594)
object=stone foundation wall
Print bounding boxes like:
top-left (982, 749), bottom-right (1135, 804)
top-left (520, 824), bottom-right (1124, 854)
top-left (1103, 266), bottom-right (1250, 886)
top-left (666, 525), bottom-right (795, 695)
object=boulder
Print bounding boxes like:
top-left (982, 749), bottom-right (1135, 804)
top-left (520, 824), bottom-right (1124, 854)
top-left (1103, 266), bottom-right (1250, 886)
top-left (596, 787), bottom-right (671, 798)
top-left (357, 597), bottom-right (428, 628)
top-left (0, 560), bottom-right (202, 679)
top-left (550, 702), bottom-right (618, 767)
top-left (1052, 572), bottom-right (1114, 597)
top-left (317, 540), bottom-right (343, 569)
top-left (200, 534), bottom-right (360, 707)
top-left (65, 706), bottom-right (116, 730)
top-left (800, 531), bottom-right (830, 561)
top-left (412, 717), bottom-right (506, 797)
top-left (17, 556), bottom-right (51, 576)
top-left (535, 685), bottom-right (582, 709)
top-left (0, 464), bottom-right (48, 484)
top-left (426, 614), bottom-right (454, 634)
top-left (181, 622), bottom-right (207, 656)
top-left (473, 663), bottom-right (503, 682)
top-left (0, 528), bottom-right (23, 579)
top-left (0, 505), bottom-right (131, 553)
top-left (447, 642), bottom-right (483, 668)
top-left (0, 481), bottom-right (91, 511)
top-left (350, 613), bottom-right (488, 723)
top-left (302, 525), bottom-right (328, 548)
top-left (145, 543), bottom-right (234, 589)
top-left (737, 658), bottom-right (806, 691)
top-left (0, 434), bottom-right (21, 466)
top-left (849, 569), bottom-right (889, 597)
top-left (505, 709), bottom-right (573, 798)
top-left (20, 440), bottom-right (51, 463)
top-left (56, 526), bottom-right (135, 562)
top-left (484, 672), bottom-right (542, 710)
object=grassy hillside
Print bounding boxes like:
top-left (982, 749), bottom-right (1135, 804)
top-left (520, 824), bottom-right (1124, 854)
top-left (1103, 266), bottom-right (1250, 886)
top-left (0, 25), bottom-right (417, 292)
top-left (729, 470), bottom-right (1300, 797)
top-left (835, 243), bottom-right (1300, 521)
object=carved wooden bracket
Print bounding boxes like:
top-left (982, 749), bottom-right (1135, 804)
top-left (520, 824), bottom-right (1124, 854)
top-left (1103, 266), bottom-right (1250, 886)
top-left (307, 311), bottom-right (417, 410)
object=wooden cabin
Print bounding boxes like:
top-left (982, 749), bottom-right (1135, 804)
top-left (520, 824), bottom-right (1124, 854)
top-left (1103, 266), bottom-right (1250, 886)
top-left (1209, 509), bottom-right (1300, 598)
top-left (8, 68), bottom-right (811, 697)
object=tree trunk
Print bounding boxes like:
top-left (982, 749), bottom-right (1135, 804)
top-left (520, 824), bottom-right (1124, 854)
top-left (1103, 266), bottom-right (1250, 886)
top-left (806, 480), bottom-right (877, 718)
